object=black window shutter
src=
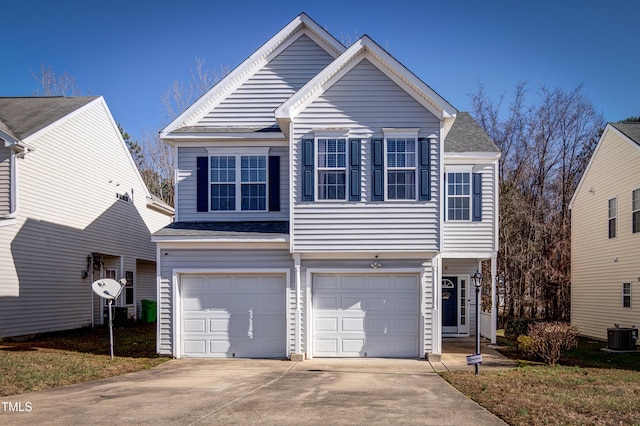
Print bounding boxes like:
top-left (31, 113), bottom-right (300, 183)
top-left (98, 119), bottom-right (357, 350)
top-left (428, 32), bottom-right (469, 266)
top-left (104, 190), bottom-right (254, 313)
top-left (196, 156), bottom-right (208, 212)
top-left (372, 138), bottom-right (384, 201)
top-left (268, 156), bottom-right (280, 211)
top-left (301, 139), bottom-right (314, 201)
top-left (349, 139), bottom-right (361, 201)
top-left (472, 172), bottom-right (482, 222)
top-left (418, 137), bottom-right (430, 201)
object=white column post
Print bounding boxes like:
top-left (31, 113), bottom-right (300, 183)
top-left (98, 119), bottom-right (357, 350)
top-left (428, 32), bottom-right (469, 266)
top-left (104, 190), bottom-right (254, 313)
top-left (294, 254), bottom-right (302, 358)
top-left (491, 256), bottom-right (498, 343)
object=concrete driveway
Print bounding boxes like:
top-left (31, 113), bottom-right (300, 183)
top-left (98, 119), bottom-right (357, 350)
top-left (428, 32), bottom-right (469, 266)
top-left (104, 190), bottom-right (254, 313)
top-left (0, 356), bottom-right (508, 425)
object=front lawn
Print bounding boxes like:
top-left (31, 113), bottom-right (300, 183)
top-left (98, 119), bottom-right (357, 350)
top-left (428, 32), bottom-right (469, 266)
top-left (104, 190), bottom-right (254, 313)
top-left (0, 322), bottom-right (167, 396)
top-left (442, 336), bottom-right (640, 425)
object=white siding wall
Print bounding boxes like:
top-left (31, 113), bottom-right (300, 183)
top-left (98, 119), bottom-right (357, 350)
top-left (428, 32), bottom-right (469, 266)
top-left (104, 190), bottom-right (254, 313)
top-left (198, 34), bottom-right (335, 128)
top-left (0, 100), bottom-right (172, 337)
top-left (176, 145), bottom-right (289, 222)
top-left (293, 59), bottom-right (441, 252)
top-left (571, 130), bottom-right (640, 340)
top-left (157, 247), bottom-right (294, 356)
top-left (0, 145), bottom-right (10, 216)
top-left (443, 163), bottom-right (497, 253)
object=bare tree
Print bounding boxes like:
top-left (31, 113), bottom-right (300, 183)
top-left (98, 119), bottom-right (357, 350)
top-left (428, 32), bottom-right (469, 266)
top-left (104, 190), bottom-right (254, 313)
top-left (32, 63), bottom-right (81, 96)
top-left (471, 84), bottom-right (605, 323)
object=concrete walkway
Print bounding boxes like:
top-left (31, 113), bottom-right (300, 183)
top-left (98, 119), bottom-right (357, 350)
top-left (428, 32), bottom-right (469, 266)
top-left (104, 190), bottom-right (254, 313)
top-left (0, 339), bottom-right (514, 425)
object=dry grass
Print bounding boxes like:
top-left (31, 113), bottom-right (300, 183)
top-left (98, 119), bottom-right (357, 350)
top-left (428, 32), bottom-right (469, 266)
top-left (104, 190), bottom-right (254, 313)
top-left (0, 322), bottom-right (167, 396)
top-left (443, 336), bottom-right (640, 425)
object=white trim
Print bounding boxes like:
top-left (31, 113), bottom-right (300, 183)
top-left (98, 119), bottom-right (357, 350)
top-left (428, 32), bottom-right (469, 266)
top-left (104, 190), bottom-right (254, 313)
top-left (431, 255), bottom-right (442, 357)
top-left (206, 147), bottom-right (270, 156)
top-left (152, 236), bottom-right (289, 244)
top-left (305, 267), bottom-right (423, 359)
top-left (156, 245), bottom-right (161, 356)
top-left (382, 128), bottom-right (419, 138)
top-left (172, 268), bottom-right (291, 359)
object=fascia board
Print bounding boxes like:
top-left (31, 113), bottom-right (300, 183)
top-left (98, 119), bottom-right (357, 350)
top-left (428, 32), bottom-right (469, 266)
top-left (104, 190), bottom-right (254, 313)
top-left (152, 235), bottom-right (290, 244)
top-left (162, 131), bottom-right (286, 141)
top-left (160, 14), bottom-right (345, 137)
top-left (443, 152), bottom-right (502, 163)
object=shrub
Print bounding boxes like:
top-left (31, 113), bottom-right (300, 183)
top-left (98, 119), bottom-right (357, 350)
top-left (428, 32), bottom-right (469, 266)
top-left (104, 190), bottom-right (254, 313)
top-left (504, 318), bottom-right (533, 339)
top-left (517, 334), bottom-right (535, 353)
top-left (525, 321), bottom-right (579, 365)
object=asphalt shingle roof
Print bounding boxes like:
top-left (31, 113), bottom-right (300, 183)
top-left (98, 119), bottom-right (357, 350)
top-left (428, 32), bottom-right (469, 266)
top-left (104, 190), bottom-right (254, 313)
top-left (0, 96), bottom-right (98, 141)
top-left (444, 112), bottom-right (500, 153)
top-left (610, 122), bottom-right (640, 146)
top-left (154, 221), bottom-right (289, 237)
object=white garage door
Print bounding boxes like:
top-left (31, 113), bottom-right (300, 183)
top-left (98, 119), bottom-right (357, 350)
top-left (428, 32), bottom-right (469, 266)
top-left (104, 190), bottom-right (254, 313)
top-left (313, 274), bottom-right (420, 358)
top-left (180, 274), bottom-right (286, 358)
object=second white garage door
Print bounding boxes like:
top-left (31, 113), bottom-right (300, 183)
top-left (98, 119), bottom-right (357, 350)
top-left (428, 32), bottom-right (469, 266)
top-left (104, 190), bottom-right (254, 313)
top-left (180, 274), bottom-right (286, 358)
top-left (313, 274), bottom-right (420, 358)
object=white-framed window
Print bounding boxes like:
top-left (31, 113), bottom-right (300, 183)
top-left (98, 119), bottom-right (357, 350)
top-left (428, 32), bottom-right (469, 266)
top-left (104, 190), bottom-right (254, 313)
top-left (124, 270), bottom-right (134, 306)
top-left (447, 172), bottom-right (471, 220)
top-left (608, 197), bottom-right (617, 239)
top-left (104, 269), bottom-right (117, 280)
top-left (317, 138), bottom-right (346, 200)
top-left (623, 282), bottom-right (631, 308)
top-left (632, 188), bottom-right (640, 234)
top-left (386, 137), bottom-right (416, 200)
top-left (207, 148), bottom-right (268, 212)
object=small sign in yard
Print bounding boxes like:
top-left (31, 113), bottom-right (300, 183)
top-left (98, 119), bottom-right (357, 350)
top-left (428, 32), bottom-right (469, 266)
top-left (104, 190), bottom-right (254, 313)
top-left (466, 354), bottom-right (483, 365)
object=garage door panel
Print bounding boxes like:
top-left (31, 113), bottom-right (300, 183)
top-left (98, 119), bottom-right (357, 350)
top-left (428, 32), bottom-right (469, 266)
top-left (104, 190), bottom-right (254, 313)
top-left (181, 274), bottom-right (286, 358)
top-left (313, 274), bottom-right (419, 358)
top-left (342, 317), bottom-right (364, 332)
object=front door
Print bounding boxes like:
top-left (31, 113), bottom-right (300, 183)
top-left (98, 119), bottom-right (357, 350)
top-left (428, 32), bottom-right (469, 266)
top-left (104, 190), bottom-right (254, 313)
top-left (442, 277), bottom-right (458, 333)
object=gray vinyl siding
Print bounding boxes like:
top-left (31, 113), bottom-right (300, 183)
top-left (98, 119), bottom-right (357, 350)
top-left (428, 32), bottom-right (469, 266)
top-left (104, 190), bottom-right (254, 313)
top-left (176, 145), bottom-right (289, 221)
top-left (293, 58), bottom-right (441, 252)
top-left (443, 163), bottom-right (497, 252)
top-left (197, 34), bottom-right (335, 128)
top-left (0, 145), bottom-right (10, 216)
top-left (0, 100), bottom-right (171, 337)
top-left (157, 248), bottom-right (294, 356)
top-left (136, 259), bottom-right (156, 319)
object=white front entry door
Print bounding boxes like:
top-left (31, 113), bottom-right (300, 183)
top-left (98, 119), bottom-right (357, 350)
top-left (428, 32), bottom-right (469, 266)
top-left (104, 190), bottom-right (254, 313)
top-left (180, 274), bottom-right (286, 358)
top-left (312, 273), bottom-right (420, 358)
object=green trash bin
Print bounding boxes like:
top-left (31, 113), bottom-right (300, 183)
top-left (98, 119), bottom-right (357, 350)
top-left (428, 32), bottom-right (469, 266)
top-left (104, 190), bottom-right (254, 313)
top-left (141, 299), bottom-right (157, 322)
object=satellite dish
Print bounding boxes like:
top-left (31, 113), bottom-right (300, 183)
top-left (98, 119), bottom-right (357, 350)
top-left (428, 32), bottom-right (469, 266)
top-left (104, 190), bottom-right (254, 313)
top-left (92, 278), bottom-right (124, 300)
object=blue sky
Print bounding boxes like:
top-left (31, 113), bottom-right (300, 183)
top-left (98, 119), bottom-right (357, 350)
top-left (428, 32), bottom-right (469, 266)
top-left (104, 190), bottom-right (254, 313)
top-left (2, 0), bottom-right (638, 141)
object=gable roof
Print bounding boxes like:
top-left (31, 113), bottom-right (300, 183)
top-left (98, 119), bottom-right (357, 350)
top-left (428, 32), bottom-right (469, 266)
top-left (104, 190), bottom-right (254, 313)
top-left (610, 122), bottom-right (640, 146)
top-left (569, 122), bottom-right (640, 209)
top-left (444, 112), bottom-right (500, 153)
top-left (0, 96), bottom-right (98, 142)
top-left (275, 35), bottom-right (456, 135)
top-left (161, 13), bottom-right (345, 138)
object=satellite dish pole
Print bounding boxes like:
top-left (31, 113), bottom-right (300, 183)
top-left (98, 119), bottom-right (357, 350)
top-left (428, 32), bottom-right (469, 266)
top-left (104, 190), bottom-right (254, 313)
top-left (91, 278), bottom-right (127, 359)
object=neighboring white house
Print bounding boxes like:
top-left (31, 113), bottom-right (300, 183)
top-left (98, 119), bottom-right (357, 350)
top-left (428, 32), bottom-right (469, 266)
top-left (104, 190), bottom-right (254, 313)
top-left (154, 13), bottom-right (500, 360)
top-left (0, 96), bottom-right (173, 338)
top-left (570, 122), bottom-right (640, 341)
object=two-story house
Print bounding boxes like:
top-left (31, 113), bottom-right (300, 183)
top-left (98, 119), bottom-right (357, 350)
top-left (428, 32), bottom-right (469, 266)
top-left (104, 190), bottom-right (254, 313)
top-left (570, 122), bottom-right (640, 341)
top-left (154, 13), bottom-right (500, 360)
top-left (0, 96), bottom-right (173, 338)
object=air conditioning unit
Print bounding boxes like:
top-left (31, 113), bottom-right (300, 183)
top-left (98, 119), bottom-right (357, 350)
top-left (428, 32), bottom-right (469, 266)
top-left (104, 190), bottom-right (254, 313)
top-left (607, 327), bottom-right (638, 350)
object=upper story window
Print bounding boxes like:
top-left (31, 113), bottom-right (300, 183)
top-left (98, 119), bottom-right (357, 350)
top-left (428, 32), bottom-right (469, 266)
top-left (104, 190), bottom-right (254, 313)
top-left (386, 138), bottom-right (416, 200)
top-left (445, 167), bottom-right (483, 222)
top-left (317, 138), bottom-right (346, 200)
top-left (447, 172), bottom-right (471, 220)
top-left (608, 197), bottom-right (617, 239)
top-left (632, 188), bottom-right (640, 234)
top-left (206, 149), bottom-right (268, 212)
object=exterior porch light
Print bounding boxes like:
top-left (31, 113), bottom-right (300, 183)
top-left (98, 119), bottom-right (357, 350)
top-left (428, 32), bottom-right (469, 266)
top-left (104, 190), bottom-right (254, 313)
top-left (472, 270), bottom-right (483, 375)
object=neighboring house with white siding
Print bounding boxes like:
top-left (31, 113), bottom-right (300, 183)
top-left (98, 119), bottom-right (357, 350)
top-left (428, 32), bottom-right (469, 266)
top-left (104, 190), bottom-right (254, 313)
top-left (570, 122), bottom-right (640, 341)
top-left (0, 96), bottom-right (173, 338)
top-left (154, 13), bottom-right (500, 360)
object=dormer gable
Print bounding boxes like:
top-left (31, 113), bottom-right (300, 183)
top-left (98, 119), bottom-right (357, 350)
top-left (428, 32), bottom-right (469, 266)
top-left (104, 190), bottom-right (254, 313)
top-left (275, 35), bottom-right (457, 137)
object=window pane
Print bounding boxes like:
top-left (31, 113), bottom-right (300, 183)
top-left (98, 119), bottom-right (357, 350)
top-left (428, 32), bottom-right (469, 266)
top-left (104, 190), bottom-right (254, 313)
top-left (211, 184), bottom-right (235, 211)
top-left (318, 138), bottom-right (346, 169)
top-left (633, 189), bottom-right (640, 234)
top-left (211, 156), bottom-right (236, 183)
top-left (608, 198), bottom-right (617, 238)
top-left (241, 156), bottom-right (266, 183)
top-left (318, 171), bottom-right (346, 200)
top-left (386, 138), bottom-right (415, 169)
top-left (447, 172), bottom-right (471, 220)
top-left (387, 170), bottom-right (415, 200)
top-left (241, 184), bottom-right (266, 211)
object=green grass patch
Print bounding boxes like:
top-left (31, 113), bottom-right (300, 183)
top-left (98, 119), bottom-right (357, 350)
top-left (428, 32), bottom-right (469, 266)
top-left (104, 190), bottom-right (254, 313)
top-left (0, 322), bottom-right (167, 396)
